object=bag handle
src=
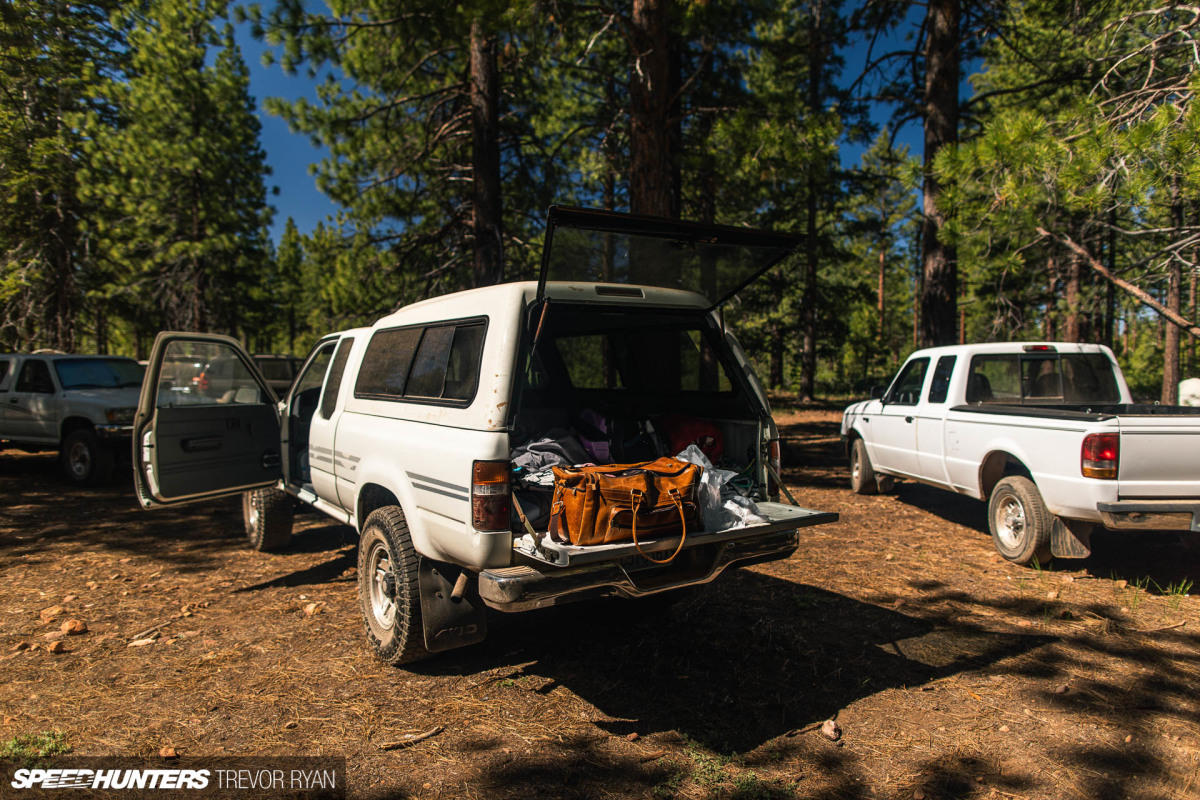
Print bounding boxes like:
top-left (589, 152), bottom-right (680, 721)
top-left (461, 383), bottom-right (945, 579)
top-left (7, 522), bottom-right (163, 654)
top-left (630, 488), bottom-right (687, 565)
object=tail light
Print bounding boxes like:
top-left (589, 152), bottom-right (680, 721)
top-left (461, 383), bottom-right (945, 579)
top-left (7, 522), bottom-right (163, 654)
top-left (1082, 433), bottom-right (1119, 479)
top-left (472, 460), bottom-right (510, 531)
top-left (197, 373), bottom-right (209, 392)
top-left (766, 438), bottom-right (782, 498)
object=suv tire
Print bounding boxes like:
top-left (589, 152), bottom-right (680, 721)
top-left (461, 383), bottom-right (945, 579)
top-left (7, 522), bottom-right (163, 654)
top-left (60, 428), bottom-right (113, 486)
top-left (242, 488), bottom-right (294, 551)
top-left (358, 506), bottom-right (431, 665)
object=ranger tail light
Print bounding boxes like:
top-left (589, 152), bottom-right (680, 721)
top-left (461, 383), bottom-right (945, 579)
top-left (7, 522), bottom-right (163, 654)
top-left (1081, 433), bottom-right (1119, 480)
top-left (472, 460), bottom-right (511, 531)
top-left (767, 438), bottom-right (782, 498)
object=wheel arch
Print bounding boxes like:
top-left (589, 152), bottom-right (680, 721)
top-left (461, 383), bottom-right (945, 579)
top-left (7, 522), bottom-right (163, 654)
top-left (358, 483), bottom-right (402, 531)
top-left (59, 416), bottom-right (95, 441)
top-left (979, 450), bottom-right (1033, 501)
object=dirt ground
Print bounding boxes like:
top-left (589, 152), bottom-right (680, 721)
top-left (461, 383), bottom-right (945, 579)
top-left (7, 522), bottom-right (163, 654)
top-left (2, 409), bottom-right (1199, 800)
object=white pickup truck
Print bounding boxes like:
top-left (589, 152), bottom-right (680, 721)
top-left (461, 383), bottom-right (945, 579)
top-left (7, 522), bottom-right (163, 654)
top-left (841, 342), bottom-right (1200, 564)
top-left (132, 207), bottom-right (837, 664)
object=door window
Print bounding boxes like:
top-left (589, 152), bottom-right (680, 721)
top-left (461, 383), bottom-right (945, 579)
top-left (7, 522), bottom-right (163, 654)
top-left (0, 359), bottom-right (12, 392)
top-left (885, 358), bottom-right (929, 406)
top-left (154, 342), bottom-right (264, 406)
top-left (16, 361), bottom-right (55, 394)
top-left (927, 356), bottom-right (957, 404)
top-left (319, 338), bottom-right (355, 419)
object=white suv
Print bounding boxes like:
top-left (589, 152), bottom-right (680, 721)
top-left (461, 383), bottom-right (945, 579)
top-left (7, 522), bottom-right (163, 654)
top-left (0, 353), bottom-right (144, 484)
top-left (132, 207), bottom-right (837, 663)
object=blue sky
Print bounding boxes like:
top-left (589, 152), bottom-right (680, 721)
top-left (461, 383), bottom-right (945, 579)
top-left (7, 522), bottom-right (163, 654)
top-left (236, 11), bottom-right (928, 245)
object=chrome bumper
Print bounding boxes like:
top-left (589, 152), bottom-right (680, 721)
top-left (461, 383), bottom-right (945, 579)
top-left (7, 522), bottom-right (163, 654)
top-left (1097, 501), bottom-right (1200, 532)
top-left (95, 424), bottom-right (134, 440)
top-left (478, 529), bottom-right (800, 612)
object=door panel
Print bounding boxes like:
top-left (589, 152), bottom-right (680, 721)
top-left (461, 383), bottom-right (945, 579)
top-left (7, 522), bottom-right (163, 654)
top-left (7, 360), bottom-right (59, 442)
top-left (871, 358), bottom-right (929, 476)
top-left (134, 332), bottom-right (281, 508)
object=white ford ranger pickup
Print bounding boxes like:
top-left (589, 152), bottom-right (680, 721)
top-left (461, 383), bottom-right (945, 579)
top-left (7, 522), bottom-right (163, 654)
top-left (132, 207), bottom-right (838, 664)
top-left (841, 342), bottom-right (1200, 564)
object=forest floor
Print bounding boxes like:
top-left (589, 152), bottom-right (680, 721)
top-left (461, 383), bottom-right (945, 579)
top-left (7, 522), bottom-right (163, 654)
top-left (1, 408), bottom-right (1199, 800)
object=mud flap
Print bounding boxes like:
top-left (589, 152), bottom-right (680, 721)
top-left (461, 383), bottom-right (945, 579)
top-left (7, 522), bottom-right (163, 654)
top-left (1051, 518), bottom-right (1093, 559)
top-left (418, 558), bottom-right (488, 653)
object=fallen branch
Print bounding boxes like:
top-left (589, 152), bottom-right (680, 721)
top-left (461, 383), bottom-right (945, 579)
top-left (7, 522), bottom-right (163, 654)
top-left (377, 726), bottom-right (444, 751)
top-left (1037, 228), bottom-right (1200, 339)
top-left (1136, 621), bottom-right (1186, 633)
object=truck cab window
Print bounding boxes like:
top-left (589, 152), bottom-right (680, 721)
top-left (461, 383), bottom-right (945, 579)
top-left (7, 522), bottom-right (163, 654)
top-left (886, 358), bottom-right (929, 405)
top-left (927, 356), bottom-right (957, 403)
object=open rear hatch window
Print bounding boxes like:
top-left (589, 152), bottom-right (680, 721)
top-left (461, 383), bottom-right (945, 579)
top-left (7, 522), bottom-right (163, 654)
top-left (538, 206), bottom-right (800, 309)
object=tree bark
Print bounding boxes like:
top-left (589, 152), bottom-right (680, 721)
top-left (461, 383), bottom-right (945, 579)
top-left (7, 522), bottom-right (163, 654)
top-left (629, 0), bottom-right (675, 218)
top-left (919, 0), bottom-right (959, 347)
top-left (470, 19), bottom-right (503, 287)
top-left (1163, 185), bottom-right (1185, 403)
top-left (1065, 250), bottom-right (1082, 341)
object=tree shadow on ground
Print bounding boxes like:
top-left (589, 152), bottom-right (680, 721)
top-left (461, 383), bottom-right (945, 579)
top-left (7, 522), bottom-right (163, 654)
top-left (416, 569), bottom-right (1054, 755)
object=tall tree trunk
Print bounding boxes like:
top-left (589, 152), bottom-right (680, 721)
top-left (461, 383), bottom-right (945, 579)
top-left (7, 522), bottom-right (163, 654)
top-left (1163, 185), bottom-right (1184, 403)
top-left (1065, 250), bottom-right (1082, 341)
top-left (800, 2), bottom-right (824, 402)
top-left (877, 247), bottom-right (886, 344)
top-left (629, 0), bottom-right (675, 218)
top-left (470, 19), bottom-right (502, 287)
top-left (769, 324), bottom-right (784, 390)
top-left (919, 0), bottom-right (959, 347)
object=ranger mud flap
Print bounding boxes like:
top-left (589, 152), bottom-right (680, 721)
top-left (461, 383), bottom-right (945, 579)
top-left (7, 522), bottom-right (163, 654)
top-left (1051, 518), bottom-right (1093, 559)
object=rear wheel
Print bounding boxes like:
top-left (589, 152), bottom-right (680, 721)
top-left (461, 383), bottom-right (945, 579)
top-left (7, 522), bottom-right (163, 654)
top-left (358, 507), bottom-right (431, 665)
top-left (60, 428), bottom-right (113, 486)
top-left (242, 488), bottom-right (294, 551)
top-left (988, 476), bottom-right (1053, 566)
top-left (849, 438), bottom-right (879, 495)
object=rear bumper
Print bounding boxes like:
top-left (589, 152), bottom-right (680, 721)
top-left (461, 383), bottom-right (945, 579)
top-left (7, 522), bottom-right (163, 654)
top-left (1097, 501), bottom-right (1200, 532)
top-left (479, 529), bottom-right (800, 612)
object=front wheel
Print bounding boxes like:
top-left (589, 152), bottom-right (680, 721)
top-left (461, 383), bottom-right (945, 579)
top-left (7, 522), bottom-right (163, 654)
top-left (849, 438), bottom-right (879, 495)
top-left (60, 429), bottom-right (113, 486)
top-left (357, 507), bottom-right (431, 665)
top-left (242, 488), bottom-right (294, 551)
top-left (988, 476), bottom-right (1053, 565)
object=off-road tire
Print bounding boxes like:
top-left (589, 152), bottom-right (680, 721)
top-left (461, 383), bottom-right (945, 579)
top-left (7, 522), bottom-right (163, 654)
top-left (988, 475), bottom-right (1053, 566)
top-left (242, 488), bottom-right (294, 551)
top-left (60, 428), bottom-right (113, 486)
top-left (849, 438), bottom-right (879, 495)
top-left (357, 507), bottom-right (431, 665)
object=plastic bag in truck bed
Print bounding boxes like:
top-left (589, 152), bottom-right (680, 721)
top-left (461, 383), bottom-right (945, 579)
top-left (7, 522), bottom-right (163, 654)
top-left (675, 444), bottom-right (768, 531)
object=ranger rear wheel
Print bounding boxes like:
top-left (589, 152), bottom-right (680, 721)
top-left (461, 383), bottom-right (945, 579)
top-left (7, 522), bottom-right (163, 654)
top-left (988, 475), bottom-right (1053, 566)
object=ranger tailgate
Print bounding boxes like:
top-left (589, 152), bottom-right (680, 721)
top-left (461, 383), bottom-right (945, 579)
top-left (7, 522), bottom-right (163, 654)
top-left (1118, 416), bottom-right (1200, 498)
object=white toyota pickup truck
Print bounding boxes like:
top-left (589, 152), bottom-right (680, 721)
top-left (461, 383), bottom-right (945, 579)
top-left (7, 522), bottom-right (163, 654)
top-left (841, 342), bottom-right (1200, 564)
top-left (132, 207), bottom-right (837, 664)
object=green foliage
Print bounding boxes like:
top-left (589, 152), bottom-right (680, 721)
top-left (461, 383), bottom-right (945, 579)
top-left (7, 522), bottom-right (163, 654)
top-left (1, 731), bottom-right (72, 764)
top-left (0, 0), bottom-right (122, 351)
top-left (80, 0), bottom-right (273, 341)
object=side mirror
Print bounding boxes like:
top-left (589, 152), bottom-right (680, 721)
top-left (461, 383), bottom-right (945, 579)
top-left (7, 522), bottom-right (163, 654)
top-left (870, 385), bottom-right (885, 401)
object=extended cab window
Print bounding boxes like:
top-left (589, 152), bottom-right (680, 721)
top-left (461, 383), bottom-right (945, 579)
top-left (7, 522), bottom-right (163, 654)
top-left (355, 319), bottom-right (485, 404)
top-left (319, 338), bottom-right (355, 419)
top-left (885, 358), bottom-right (928, 405)
top-left (927, 355), bottom-right (957, 403)
top-left (0, 359), bottom-right (11, 391)
top-left (16, 360), bottom-right (54, 394)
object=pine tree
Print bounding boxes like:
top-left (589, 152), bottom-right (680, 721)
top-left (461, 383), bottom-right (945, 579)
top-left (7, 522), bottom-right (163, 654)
top-left (80, 0), bottom-right (273, 336)
top-left (0, 0), bottom-right (123, 351)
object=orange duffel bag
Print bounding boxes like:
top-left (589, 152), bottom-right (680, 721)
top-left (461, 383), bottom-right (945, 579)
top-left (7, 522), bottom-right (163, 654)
top-left (548, 456), bottom-right (701, 564)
